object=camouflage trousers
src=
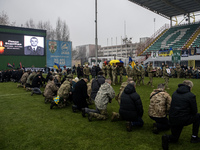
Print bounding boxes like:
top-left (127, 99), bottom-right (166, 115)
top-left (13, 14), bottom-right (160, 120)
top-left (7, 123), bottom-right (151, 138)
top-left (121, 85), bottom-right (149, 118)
top-left (164, 77), bottom-right (169, 88)
top-left (115, 94), bottom-right (121, 105)
top-left (112, 74), bottom-right (117, 85)
top-left (177, 72), bottom-right (181, 78)
top-left (119, 74), bottom-right (123, 83)
top-left (140, 75), bottom-right (145, 85)
top-left (111, 112), bottom-right (121, 121)
top-left (136, 75), bottom-right (141, 86)
top-left (147, 74), bottom-right (153, 86)
top-left (45, 95), bottom-right (55, 103)
top-left (107, 72), bottom-right (112, 80)
top-left (90, 109), bottom-right (108, 120)
top-left (17, 83), bottom-right (25, 88)
top-left (133, 75), bottom-right (137, 82)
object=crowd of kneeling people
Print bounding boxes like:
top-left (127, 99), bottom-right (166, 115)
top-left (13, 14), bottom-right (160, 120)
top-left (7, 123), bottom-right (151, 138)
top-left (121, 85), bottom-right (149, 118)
top-left (7, 68), bottom-right (200, 150)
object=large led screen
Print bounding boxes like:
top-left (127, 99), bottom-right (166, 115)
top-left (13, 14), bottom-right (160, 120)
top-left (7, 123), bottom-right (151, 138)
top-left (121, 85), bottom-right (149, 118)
top-left (0, 33), bottom-right (45, 56)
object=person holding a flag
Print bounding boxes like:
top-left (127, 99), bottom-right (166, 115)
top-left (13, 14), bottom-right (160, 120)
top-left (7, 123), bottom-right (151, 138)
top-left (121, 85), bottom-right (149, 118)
top-left (126, 62), bottom-right (133, 78)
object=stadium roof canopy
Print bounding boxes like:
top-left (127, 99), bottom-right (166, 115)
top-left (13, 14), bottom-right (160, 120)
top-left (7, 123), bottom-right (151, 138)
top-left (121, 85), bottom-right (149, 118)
top-left (128, 0), bottom-right (200, 19)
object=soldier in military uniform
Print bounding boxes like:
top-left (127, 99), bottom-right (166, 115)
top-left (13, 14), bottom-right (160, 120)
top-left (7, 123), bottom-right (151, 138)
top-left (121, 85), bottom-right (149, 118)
top-left (126, 62), bottom-right (133, 78)
top-left (106, 63), bottom-right (112, 81)
top-left (17, 70), bottom-right (30, 88)
top-left (139, 61), bottom-right (145, 85)
top-left (115, 77), bottom-right (133, 105)
top-left (24, 37), bottom-right (44, 55)
top-left (119, 65), bottom-right (124, 84)
top-left (112, 63), bottom-right (118, 85)
top-left (134, 62), bottom-right (141, 86)
top-left (163, 64), bottom-right (170, 90)
top-left (87, 78), bottom-right (94, 105)
top-left (51, 77), bottom-right (72, 108)
top-left (132, 65), bottom-right (137, 82)
top-left (102, 63), bottom-right (107, 77)
top-left (86, 79), bottom-right (115, 121)
top-left (25, 71), bottom-right (37, 91)
top-left (147, 62), bottom-right (154, 88)
top-left (171, 67), bottom-right (175, 78)
top-left (54, 72), bottom-right (62, 87)
top-left (83, 64), bottom-right (90, 81)
top-left (176, 63), bottom-right (181, 78)
top-left (148, 83), bottom-right (171, 134)
top-left (162, 64), bottom-right (166, 78)
top-left (44, 75), bottom-right (59, 103)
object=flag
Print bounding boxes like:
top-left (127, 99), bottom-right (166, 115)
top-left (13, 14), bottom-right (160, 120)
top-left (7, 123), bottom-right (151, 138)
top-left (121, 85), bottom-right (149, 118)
top-left (129, 57), bottom-right (135, 68)
top-left (19, 62), bottom-right (22, 69)
top-left (54, 96), bottom-right (60, 104)
top-left (53, 63), bottom-right (60, 70)
top-left (13, 63), bottom-right (15, 68)
top-left (7, 63), bottom-right (13, 68)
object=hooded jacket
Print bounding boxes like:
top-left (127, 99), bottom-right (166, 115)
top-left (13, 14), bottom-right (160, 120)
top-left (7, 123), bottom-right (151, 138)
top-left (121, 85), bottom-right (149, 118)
top-left (94, 82), bottom-right (115, 110)
top-left (119, 83), bottom-right (143, 121)
top-left (169, 84), bottom-right (197, 126)
top-left (91, 75), bottom-right (105, 100)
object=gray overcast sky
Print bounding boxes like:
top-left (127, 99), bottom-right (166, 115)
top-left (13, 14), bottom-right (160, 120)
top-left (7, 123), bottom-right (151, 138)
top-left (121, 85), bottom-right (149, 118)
top-left (1, 0), bottom-right (184, 48)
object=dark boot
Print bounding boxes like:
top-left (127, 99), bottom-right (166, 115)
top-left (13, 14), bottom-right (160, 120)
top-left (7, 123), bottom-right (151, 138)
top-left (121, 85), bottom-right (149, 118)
top-left (126, 121), bottom-right (132, 132)
top-left (50, 102), bottom-right (56, 109)
top-left (191, 136), bottom-right (200, 143)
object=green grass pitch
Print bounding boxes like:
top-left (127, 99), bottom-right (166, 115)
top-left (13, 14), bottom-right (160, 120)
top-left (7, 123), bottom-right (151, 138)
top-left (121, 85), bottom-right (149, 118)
top-left (0, 76), bottom-right (200, 150)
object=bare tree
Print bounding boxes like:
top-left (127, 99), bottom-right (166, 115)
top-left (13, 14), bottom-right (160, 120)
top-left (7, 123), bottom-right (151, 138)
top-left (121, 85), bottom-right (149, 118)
top-left (37, 20), bottom-right (55, 40)
top-left (56, 17), bottom-right (70, 41)
top-left (0, 11), bottom-right (9, 25)
top-left (56, 17), bottom-right (62, 41)
top-left (25, 19), bottom-right (35, 28)
top-left (23, 17), bottom-right (70, 41)
top-left (62, 21), bottom-right (70, 41)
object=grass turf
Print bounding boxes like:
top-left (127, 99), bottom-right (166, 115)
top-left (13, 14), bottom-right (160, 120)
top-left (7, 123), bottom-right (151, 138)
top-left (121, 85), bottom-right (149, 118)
top-left (0, 77), bottom-right (200, 150)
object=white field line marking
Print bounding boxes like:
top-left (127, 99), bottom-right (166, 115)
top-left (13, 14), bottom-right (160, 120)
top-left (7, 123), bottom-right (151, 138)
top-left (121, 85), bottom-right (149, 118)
top-left (0, 93), bottom-right (30, 97)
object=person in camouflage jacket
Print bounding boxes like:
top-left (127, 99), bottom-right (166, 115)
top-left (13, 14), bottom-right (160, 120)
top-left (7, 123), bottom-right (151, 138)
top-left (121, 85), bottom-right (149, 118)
top-left (83, 64), bottom-right (90, 81)
top-left (139, 61), bottom-right (145, 85)
top-left (148, 83), bottom-right (171, 134)
top-left (87, 79), bottom-right (115, 121)
top-left (102, 63), bottom-right (107, 77)
top-left (106, 63), bottom-right (112, 80)
top-left (126, 62), bottom-right (133, 78)
top-left (44, 75), bottom-right (59, 103)
top-left (17, 70), bottom-right (30, 88)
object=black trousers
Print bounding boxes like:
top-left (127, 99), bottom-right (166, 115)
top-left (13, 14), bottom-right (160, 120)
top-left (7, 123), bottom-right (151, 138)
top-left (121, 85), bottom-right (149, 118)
top-left (150, 116), bottom-right (170, 130)
top-left (169, 113), bottom-right (200, 142)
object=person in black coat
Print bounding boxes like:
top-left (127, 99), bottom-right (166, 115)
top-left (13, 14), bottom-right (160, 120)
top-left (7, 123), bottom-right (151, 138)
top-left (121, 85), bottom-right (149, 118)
top-left (90, 71), bottom-right (105, 101)
top-left (119, 81), bottom-right (144, 131)
top-left (31, 71), bottom-right (43, 95)
top-left (77, 64), bottom-right (81, 79)
top-left (162, 80), bottom-right (200, 150)
top-left (91, 64), bottom-right (97, 78)
top-left (96, 64), bottom-right (101, 75)
top-left (72, 78), bottom-right (89, 112)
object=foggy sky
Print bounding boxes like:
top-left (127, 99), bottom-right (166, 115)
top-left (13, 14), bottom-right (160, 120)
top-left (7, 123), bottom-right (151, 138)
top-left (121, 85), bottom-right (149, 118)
top-left (1, 0), bottom-right (180, 48)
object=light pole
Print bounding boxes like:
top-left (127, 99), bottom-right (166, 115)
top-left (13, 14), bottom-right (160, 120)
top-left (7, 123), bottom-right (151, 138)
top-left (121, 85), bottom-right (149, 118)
top-left (95, 0), bottom-right (98, 65)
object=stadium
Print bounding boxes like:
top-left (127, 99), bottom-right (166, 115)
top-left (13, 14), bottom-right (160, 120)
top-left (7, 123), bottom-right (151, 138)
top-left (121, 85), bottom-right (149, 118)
top-left (0, 1), bottom-right (200, 150)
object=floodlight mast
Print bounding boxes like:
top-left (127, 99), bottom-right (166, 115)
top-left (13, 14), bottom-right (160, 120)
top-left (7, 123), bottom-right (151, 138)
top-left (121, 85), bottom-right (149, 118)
top-left (95, 0), bottom-right (98, 65)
